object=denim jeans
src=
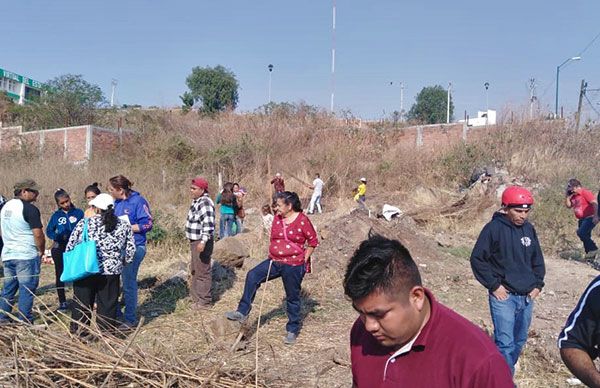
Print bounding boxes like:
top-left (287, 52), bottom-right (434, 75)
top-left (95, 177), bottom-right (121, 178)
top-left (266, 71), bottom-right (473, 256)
top-left (489, 293), bottom-right (534, 375)
top-left (308, 194), bottom-right (322, 214)
top-left (356, 195), bottom-right (367, 211)
top-left (118, 245), bottom-right (146, 325)
top-left (577, 217), bottom-right (598, 253)
top-left (219, 214), bottom-right (236, 238)
top-left (237, 259), bottom-right (306, 334)
top-left (0, 258), bottom-right (40, 323)
top-left (234, 218), bottom-right (243, 235)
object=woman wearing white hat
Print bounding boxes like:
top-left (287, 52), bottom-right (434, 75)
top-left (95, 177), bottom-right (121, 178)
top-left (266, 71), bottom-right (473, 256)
top-left (66, 193), bottom-right (136, 335)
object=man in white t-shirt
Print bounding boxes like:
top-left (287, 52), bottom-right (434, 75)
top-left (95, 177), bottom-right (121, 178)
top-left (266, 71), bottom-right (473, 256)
top-left (307, 173), bottom-right (324, 214)
top-left (0, 179), bottom-right (45, 324)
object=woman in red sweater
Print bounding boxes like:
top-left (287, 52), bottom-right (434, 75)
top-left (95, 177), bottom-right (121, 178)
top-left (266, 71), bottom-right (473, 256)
top-left (226, 191), bottom-right (318, 345)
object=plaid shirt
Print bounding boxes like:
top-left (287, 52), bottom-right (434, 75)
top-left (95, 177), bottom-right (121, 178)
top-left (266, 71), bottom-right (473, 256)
top-left (186, 194), bottom-right (215, 243)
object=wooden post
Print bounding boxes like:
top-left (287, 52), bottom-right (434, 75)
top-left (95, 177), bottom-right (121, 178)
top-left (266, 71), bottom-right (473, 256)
top-left (267, 154), bottom-right (272, 201)
top-left (575, 79), bottom-right (586, 131)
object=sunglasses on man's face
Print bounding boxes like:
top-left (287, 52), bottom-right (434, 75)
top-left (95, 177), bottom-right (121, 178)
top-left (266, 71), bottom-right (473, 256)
top-left (26, 189), bottom-right (39, 195)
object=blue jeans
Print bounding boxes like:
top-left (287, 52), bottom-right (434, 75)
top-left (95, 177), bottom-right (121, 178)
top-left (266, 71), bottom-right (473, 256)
top-left (489, 293), bottom-right (534, 375)
top-left (356, 195), bottom-right (367, 211)
top-left (308, 194), bottom-right (322, 214)
top-left (234, 218), bottom-right (243, 235)
top-left (118, 245), bottom-right (146, 325)
top-left (237, 259), bottom-right (306, 334)
top-left (219, 214), bottom-right (235, 238)
top-left (577, 217), bottom-right (598, 253)
top-left (0, 258), bottom-right (40, 323)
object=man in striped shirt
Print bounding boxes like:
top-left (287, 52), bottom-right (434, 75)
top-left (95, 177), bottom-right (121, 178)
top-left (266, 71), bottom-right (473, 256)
top-left (186, 177), bottom-right (216, 309)
top-left (558, 275), bottom-right (600, 387)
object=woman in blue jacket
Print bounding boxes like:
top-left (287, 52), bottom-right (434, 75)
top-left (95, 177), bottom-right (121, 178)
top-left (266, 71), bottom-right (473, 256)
top-left (46, 189), bottom-right (84, 311)
top-left (108, 175), bottom-right (153, 328)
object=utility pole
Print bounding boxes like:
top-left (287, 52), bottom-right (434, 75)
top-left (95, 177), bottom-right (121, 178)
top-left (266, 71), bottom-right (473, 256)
top-left (110, 79), bottom-right (118, 108)
top-left (528, 78), bottom-right (537, 120)
top-left (575, 79), bottom-right (587, 131)
top-left (446, 82), bottom-right (452, 124)
top-left (390, 81), bottom-right (404, 122)
top-left (400, 82), bottom-right (404, 121)
top-left (330, 0), bottom-right (336, 113)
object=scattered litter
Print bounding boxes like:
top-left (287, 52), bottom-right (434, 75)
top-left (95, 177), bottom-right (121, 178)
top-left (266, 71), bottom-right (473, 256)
top-left (378, 204), bottom-right (403, 221)
top-left (566, 377), bottom-right (583, 386)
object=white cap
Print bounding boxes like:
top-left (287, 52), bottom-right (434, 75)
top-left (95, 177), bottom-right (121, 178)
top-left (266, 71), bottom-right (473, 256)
top-left (89, 193), bottom-right (114, 210)
top-left (360, 177), bottom-right (367, 182)
top-left (276, 172), bottom-right (282, 177)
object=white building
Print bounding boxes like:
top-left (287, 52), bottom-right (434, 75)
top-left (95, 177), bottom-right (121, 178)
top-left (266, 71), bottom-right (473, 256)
top-left (458, 110), bottom-right (496, 127)
top-left (0, 67), bottom-right (44, 104)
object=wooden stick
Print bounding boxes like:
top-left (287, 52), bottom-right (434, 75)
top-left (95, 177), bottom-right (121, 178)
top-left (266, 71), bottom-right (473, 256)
top-left (281, 169), bottom-right (311, 186)
top-left (13, 339), bottom-right (20, 388)
top-left (99, 317), bottom-right (145, 388)
top-left (254, 259), bottom-right (273, 388)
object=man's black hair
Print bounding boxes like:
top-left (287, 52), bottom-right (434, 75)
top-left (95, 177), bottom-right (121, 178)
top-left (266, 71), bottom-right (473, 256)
top-left (343, 232), bottom-right (422, 301)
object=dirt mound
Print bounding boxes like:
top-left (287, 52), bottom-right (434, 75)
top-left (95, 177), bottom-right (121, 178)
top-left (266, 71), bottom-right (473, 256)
top-left (317, 209), bottom-right (447, 273)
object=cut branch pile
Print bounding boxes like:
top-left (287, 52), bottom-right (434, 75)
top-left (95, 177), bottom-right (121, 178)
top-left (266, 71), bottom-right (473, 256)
top-left (0, 316), bottom-right (259, 387)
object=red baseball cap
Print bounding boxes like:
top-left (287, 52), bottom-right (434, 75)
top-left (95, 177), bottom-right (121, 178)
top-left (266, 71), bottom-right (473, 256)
top-left (191, 177), bottom-right (209, 191)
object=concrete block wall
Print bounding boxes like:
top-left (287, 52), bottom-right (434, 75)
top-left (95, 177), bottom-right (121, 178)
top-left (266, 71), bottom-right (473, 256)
top-left (0, 125), bottom-right (125, 163)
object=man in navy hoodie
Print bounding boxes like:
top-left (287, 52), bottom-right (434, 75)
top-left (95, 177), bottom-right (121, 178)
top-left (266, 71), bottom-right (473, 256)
top-left (470, 186), bottom-right (546, 375)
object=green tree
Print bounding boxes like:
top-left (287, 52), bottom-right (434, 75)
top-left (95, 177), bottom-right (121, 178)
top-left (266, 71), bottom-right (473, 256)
top-left (179, 91), bottom-right (194, 113)
top-left (407, 85), bottom-right (454, 124)
top-left (184, 65), bottom-right (239, 114)
top-left (13, 74), bottom-right (106, 129)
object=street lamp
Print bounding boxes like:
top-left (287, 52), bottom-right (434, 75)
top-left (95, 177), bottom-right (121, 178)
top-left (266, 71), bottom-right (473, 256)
top-left (484, 82), bottom-right (490, 125)
top-left (484, 82), bottom-right (490, 112)
top-left (268, 64), bottom-right (274, 103)
top-left (555, 56), bottom-right (581, 118)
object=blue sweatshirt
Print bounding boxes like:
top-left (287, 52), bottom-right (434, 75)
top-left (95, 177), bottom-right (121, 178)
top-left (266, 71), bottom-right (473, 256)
top-left (114, 191), bottom-right (153, 246)
top-left (46, 207), bottom-right (84, 247)
top-left (470, 212), bottom-right (545, 295)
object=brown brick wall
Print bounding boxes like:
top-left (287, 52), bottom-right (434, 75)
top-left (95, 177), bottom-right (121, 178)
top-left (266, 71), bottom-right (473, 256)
top-left (43, 129), bottom-right (67, 158)
top-left (0, 126), bottom-right (23, 151)
top-left (0, 125), bottom-right (124, 163)
top-left (64, 127), bottom-right (89, 162)
top-left (92, 128), bottom-right (121, 156)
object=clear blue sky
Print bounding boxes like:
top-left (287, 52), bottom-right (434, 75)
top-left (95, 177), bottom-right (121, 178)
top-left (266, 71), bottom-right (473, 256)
top-left (2, 1), bottom-right (600, 120)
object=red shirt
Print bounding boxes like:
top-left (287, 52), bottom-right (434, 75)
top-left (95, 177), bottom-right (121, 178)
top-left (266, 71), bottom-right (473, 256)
top-left (269, 213), bottom-right (318, 265)
top-left (350, 289), bottom-right (513, 388)
top-left (271, 177), bottom-right (285, 193)
top-left (571, 188), bottom-right (596, 219)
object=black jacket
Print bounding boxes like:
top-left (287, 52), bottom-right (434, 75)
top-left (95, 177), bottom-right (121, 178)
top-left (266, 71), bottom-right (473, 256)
top-left (470, 212), bottom-right (545, 294)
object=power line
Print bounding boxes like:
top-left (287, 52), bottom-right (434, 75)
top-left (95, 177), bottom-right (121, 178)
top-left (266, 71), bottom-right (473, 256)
top-left (578, 30), bottom-right (600, 57)
top-left (584, 93), bottom-right (600, 117)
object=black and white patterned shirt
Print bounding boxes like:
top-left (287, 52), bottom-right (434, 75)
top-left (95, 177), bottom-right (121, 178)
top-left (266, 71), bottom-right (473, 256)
top-left (66, 215), bottom-right (136, 275)
top-left (186, 194), bottom-right (215, 243)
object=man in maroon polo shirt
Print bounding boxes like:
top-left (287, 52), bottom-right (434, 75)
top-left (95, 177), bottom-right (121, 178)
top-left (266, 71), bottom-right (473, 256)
top-left (343, 234), bottom-right (513, 387)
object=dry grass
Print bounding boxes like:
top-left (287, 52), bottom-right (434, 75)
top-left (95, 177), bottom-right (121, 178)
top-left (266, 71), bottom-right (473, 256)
top-left (2, 111), bottom-right (600, 387)
top-left (0, 300), bottom-right (260, 387)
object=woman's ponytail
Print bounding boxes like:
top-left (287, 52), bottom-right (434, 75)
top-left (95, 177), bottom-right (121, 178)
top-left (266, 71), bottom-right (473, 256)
top-left (102, 205), bottom-right (118, 233)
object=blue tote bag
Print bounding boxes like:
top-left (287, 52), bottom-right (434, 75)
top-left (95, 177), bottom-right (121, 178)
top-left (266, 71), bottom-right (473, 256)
top-left (60, 219), bottom-right (100, 282)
